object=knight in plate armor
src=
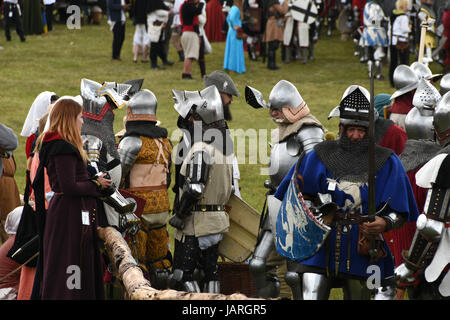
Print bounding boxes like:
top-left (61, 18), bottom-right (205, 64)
top-left (117, 89), bottom-right (173, 289)
top-left (388, 64), bottom-right (420, 129)
top-left (274, 85), bottom-right (419, 300)
top-left (168, 85), bottom-right (234, 294)
top-left (245, 80), bottom-right (325, 299)
top-left (395, 91), bottom-right (450, 299)
top-left (383, 78), bottom-right (441, 298)
top-left (80, 78), bottom-right (140, 230)
top-left (405, 77), bottom-right (441, 140)
top-left (360, 0), bottom-right (389, 79)
top-left (204, 70), bottom-right (242, 197)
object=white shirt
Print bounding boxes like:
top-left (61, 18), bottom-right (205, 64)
top-left (43, 0), bottom-right (56, 5)
top-left (172, 0), bottom-right (185, 27)
top-left (391, 14), bottom-right (410, 45)
top-left (4, 0), bottom-right (19, 4)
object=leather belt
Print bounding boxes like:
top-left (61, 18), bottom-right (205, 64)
top-left (193, 204), bottom-right (225, 212)
top-left (333, 213), bottom-right (371, 226)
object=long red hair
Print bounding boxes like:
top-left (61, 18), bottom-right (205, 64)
top-left (36, 99), bottom-right (88, 163)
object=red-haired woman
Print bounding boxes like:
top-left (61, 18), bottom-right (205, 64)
top-left (32, 99), bottom-right (111, 300)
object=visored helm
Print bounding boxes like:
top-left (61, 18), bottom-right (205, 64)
top-left (80, 78), bottom-right (108, 116)
top-left (172, 85), bottom-right (224, 124)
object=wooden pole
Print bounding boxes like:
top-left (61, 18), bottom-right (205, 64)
top-left (97, 226), bottom-right (260, 300)
top-left (417, 21), bottom-right (428, 63)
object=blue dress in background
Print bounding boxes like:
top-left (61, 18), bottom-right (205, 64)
top-left (223, 6), bottom-right (246, 74)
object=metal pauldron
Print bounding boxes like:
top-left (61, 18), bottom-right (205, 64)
top-left (295, 126), bottom-right (325, 154)
top-left (118, 135), bottom-right (142, 177)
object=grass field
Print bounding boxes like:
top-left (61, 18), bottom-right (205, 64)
top-left (0, 15), bottom-right (441, 300)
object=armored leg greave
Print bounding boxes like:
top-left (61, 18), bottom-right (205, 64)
top-left (184, 281), bottom-right (202, 293)
top-left (249, 230), bottom-right (280, 298)
top-left (342, 279), bottom-right (371, 300)
top-left (285, 260), bottom-right (302, 300)
top-left (200, 244), bottom-right (220, 283)
top-left (302, 273), bottom-right (330, 300)
top-left (173, 237), bottom-right (200, 283)
top-left (203, 280), bottom-right (221, 294)
top-left (375, 60), bottom-right (384, 80)
top-left (360, 46), bottom-right (369, 63)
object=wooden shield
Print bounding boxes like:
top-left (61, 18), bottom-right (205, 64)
top-left (218, 194), bottom-right (261, 263)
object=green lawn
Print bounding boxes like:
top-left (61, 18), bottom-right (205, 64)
top-left (0, 15), bottom-right (440, 300)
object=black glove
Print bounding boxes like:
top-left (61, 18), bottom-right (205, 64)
top-left (169, 214), bottom-right (185, 230)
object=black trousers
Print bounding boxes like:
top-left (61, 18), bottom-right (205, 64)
top-left (389, 44), bottom-right (410, 87)
top-left (3, 2), bottom-right (26, 41)
top-left (112, 21), bottom-right (126, 59)
top-left (198, 36), bottom-right (206, 77)
top-left (173, 236), bottom-right (220, 283)
top-left (45, 4), bottom-right (54, 31)
top-left (150, 41), bottom-right (167, 66)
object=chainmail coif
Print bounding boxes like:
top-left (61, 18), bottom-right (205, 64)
top-left (314, 132), bottom-right (393, 183)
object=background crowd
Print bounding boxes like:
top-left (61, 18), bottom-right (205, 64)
top-left (1, 0), bottom-right (448, 78)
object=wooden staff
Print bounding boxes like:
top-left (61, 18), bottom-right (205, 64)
top-left (417, 20), bottom-right (428, 63)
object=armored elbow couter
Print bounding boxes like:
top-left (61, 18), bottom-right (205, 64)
top-left (382, 212), bottom-right (407, 232)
